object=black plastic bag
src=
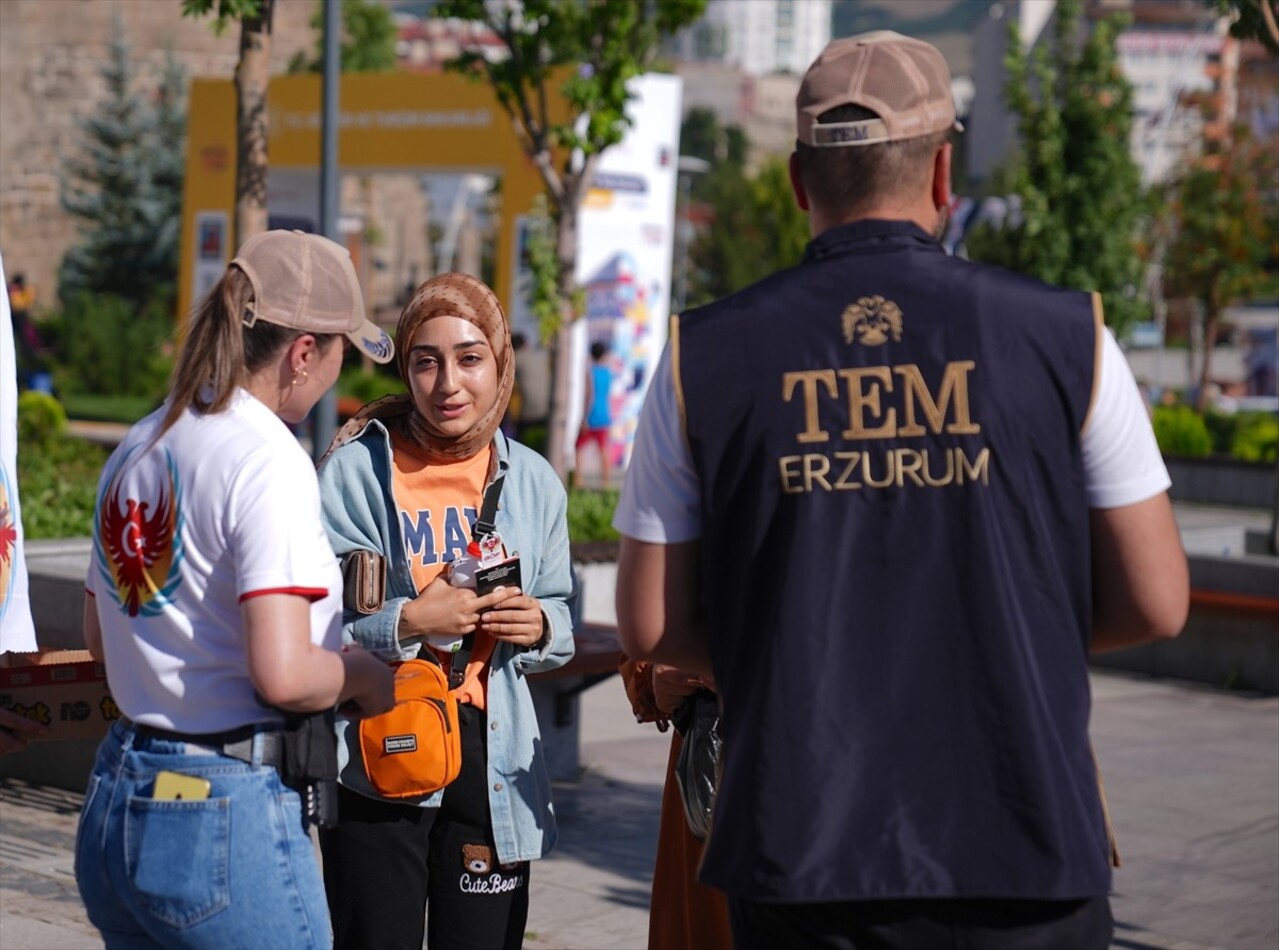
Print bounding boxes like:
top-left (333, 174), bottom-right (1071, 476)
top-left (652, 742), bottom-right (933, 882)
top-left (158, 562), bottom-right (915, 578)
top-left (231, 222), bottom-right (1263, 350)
top-left (672, 689), bottom-right (722, 840)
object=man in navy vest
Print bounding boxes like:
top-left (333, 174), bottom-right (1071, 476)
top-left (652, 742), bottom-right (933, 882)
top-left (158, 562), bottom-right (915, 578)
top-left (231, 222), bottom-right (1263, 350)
top-left (614, 31), bottom-right (1188, 950)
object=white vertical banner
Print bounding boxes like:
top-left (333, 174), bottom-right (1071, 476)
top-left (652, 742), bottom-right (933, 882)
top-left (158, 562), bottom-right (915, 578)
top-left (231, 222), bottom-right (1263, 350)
top-left (0, 250), bottom-right (38, 652)
top-left (566, 73), bottom-right (683, 477)
top-left (508, 74), bottom-right (683, 478)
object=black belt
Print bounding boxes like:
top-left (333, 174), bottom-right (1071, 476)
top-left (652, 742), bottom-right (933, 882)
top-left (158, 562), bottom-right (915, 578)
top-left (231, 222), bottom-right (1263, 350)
top-left (122, 717), bottom-right (286, 768)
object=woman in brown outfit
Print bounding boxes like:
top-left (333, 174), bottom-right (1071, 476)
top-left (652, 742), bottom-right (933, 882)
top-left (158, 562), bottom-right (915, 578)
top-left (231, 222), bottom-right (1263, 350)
top-left (620, 658), bottom-right (732, 950)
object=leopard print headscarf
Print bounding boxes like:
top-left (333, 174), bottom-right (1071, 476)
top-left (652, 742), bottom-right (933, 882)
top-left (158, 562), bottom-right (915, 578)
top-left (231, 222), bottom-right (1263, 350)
top-left (324, 273), bottom-right (514, 465)
top-left (395, 272), bottom-right (514, 461)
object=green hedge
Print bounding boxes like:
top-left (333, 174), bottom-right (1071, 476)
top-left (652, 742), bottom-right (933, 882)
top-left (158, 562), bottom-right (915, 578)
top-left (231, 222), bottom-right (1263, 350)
top-left (18, 436), bottom-right (107, 540)
top-left (1229, 412), bottom-right (1278, 462)
top-left (1152, 405), bottom-right (1213, 457)
top-left (566, 488), bottom-right (620, 543)
top-left (338, 365), bottom-right (406, 404)
top-left (52, 292), bottom-right (173, 402)
top-left (1156, 405), bottom-right (1278, 462)
top-left (19, 390), bottom-right (623, 544)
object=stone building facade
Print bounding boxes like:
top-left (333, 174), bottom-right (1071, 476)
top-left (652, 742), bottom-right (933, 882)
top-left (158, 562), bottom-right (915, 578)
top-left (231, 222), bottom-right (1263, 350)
top-left (0, 0), bottom-right (316, 309)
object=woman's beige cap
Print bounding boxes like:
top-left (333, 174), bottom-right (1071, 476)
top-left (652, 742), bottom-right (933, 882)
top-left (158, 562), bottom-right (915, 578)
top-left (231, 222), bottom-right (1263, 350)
top-left (797, 31), bottom-right (959, 148)
top-left (231, 230), bottom-right (394, 363)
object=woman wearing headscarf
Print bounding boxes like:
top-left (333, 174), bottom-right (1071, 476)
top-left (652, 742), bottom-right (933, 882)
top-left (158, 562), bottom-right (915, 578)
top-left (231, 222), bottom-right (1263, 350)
top-left (316, 272), bottom-right (575, 950)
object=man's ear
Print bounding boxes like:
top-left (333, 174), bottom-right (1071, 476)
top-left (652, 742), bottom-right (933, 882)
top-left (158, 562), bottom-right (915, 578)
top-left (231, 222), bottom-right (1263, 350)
top-left (789, 151), bottom-right (810, 212)
top-left (932, 141), bottom-right (953, 212)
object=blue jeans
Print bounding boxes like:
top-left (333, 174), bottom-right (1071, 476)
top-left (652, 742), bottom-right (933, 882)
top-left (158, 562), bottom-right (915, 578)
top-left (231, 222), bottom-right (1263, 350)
top-left (76, 720), bottom-right (332, 949)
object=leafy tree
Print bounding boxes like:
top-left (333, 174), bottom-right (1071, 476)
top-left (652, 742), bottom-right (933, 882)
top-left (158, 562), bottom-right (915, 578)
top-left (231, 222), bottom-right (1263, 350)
top-left (679, 107), bottom-right (747, 201)
top-left (1163, 122), bottom-right (1279, 411)
top-left (431, 0), bottom-right (707, 477)
top-left (965, 2), bottom-right (1147, 337)
top-left (59, 22), bottom-right (187, 312)
top-left (687, 156), bottom-right (809, 307)
top-left (1210, 0), bottom-right (1279, 53)
top-left (182, 0), bottom-right (276, 247)
top-left (724, 124), bottom-right (748, 167)
top-left (288, 0), bottom-right (398, 74)
top-left (680, 107), bottom-right (722, 165)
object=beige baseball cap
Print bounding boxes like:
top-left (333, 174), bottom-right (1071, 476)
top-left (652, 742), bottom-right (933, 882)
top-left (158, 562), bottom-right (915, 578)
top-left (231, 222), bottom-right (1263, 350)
top-left (797, 31), bottom-right (959, 148)
top-left (231, 230), bottom-right (394, 364)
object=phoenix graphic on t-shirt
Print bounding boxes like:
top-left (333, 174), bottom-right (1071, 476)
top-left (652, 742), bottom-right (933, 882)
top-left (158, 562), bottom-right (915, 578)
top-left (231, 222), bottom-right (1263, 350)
top-left (0, 462), bottom-right (17, 618)
top-left (94, 446), bottom-right (185, 617)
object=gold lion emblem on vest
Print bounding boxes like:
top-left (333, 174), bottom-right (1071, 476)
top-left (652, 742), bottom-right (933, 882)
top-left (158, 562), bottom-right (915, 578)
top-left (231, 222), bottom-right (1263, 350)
top-left (842, 296), bottom-right (903, 346)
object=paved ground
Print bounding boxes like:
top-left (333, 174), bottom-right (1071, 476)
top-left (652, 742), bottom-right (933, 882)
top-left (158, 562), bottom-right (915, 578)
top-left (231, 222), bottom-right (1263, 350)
top-left (2, 670), bottom-right (1276, 950)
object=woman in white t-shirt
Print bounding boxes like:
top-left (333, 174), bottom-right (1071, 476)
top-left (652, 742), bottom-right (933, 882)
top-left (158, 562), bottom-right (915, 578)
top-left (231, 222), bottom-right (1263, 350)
top-left (75, 230), bottom-right (397, 950)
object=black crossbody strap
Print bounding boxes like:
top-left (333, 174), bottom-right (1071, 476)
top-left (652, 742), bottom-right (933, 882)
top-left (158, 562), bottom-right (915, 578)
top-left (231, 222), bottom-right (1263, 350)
top-left (473, 473), bottom-right (505, 541)
top-left (449, 473), bottom-right (506, 689)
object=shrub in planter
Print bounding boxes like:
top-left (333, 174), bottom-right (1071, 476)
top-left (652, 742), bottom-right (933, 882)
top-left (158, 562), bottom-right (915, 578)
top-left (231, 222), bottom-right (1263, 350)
top-left (17, 390), bottom-right (67, 450)
top-left (338, 365), bottom-right (405, 405)
top-left (567, 488), bottom-right (620, 543)
top-left (1153, 405), bottom-right (1213, 457)
top-left (1203, 409), bottom-right (1239, 455)
top-left (16, 389), bottom-right (110, 539)
top-left (1230, 412), bottom-right (1278, 463)
top-left (517, 423), bottom-right (547, 457)
top-left (51, 291), bottom-right (173, 400)
top-left (16, 434), bottom-right (108, 539)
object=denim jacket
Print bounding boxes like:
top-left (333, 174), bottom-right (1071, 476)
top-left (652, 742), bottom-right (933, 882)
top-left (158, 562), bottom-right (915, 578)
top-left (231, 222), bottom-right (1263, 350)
top-left (317, 415), bottom-right (575, 864)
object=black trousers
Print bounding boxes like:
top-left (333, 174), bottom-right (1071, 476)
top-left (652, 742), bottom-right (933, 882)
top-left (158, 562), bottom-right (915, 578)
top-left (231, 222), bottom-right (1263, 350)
top-left (728, 896), bottom-right (1114, 950)
top-left (320, 704), bottom-right (530, 950)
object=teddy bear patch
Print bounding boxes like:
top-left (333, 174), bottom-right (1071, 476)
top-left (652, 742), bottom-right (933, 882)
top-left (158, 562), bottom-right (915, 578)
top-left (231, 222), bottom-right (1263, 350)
top-left (462, 843), bottom-right (492, 874)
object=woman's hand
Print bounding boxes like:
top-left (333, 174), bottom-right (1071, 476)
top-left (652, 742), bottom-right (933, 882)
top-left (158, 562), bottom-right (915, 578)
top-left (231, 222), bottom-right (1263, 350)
top-left (399, 576), bottom-right (510, 642)
top-left (651, 664), bottom-right (710, 717)
top-left (0, 706), bottom-right (47, 755)
top-left (338, 644), bottom-right (397, 718)
top-left (479, 587), bottom-right (546, 648)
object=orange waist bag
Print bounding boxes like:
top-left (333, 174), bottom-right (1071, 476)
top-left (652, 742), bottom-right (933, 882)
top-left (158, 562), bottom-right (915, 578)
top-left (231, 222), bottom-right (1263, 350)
top-left (359, 658), bottom-right (462, 798)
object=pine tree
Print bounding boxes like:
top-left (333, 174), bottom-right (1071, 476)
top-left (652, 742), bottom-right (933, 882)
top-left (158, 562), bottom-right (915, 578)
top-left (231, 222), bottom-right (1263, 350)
top-left (59, 20), bottom-right (187, 311)
top-left (151, 51), bottom-right (189, 263)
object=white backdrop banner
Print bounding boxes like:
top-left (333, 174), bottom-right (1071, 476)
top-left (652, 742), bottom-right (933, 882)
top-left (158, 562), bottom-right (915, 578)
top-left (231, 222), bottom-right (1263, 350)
top-left (0, 249), bottom-right (39, 652)
top-left (509, 73), bottom-right (683, 478)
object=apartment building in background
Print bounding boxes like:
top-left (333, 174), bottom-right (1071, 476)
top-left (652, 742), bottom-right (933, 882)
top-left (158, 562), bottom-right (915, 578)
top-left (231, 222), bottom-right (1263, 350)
top-left (665, 0), bottom-right (832, 77)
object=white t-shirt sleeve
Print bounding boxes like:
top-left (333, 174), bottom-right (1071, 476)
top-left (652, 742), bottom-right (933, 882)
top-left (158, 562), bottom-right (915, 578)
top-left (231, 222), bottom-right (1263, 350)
top-left (613, 343), bottom-right (702, 543)
top-left (226, 442), bottom-right (337, 601)
top-left (1082, 328), bottom-right (1171, 508)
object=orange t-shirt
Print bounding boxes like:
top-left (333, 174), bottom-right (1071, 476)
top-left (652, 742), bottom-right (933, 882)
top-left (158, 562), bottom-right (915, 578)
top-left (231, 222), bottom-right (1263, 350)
top-left (390, 432), bottom-right (496, 709)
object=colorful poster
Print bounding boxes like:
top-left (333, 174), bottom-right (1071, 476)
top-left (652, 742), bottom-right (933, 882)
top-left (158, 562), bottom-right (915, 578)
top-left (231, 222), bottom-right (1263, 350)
top-left (513, 73), bottom-right (681, 478)
top-left (192, 211), bottom-right (229, 304)
top-left (0, 249), bottom-right (38, 652)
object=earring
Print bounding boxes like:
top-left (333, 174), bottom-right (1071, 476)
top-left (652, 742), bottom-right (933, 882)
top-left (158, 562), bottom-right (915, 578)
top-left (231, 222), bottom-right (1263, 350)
top-left (291, 367), bottom-right (308, 387)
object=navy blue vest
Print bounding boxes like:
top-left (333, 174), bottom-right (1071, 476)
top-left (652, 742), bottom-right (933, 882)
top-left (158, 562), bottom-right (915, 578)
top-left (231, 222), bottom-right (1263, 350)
top-left (678, 220), bottom-right (1109, 902)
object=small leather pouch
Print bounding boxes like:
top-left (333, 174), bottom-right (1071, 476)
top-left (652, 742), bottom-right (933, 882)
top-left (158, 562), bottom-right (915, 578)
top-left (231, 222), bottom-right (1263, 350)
top-left (342, 550), bottom-right (386, 615)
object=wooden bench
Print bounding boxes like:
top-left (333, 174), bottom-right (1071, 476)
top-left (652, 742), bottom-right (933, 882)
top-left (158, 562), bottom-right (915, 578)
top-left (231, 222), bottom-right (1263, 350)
top-left (532, 622), bottom-right (623, 727)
